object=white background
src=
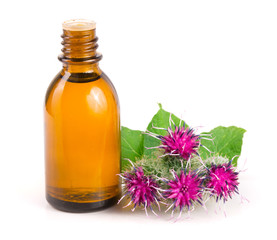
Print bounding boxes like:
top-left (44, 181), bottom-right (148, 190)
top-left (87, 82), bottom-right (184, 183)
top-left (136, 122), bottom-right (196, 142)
top-left (0, 0), bottom-right (276, 239)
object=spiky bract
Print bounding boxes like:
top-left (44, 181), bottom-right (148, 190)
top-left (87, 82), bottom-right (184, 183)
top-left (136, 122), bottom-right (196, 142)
top-left (206, 162), bottom-right (239, 202)
top-left (135, 152), bottom-right (183, 180)
top-left (120, 165), bottom-right (161, 213)
top-left (165, 169), bottom-right (203, 212)
top-left (159, 125), bottom-right (200, 160)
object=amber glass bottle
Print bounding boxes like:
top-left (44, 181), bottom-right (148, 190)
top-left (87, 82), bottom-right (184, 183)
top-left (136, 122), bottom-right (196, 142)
top-left (44, 19), bottom-right (120, 212)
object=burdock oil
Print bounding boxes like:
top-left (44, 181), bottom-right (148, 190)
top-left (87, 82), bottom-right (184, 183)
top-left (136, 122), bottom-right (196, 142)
top-left (44, 19), bottom-right (120, 212)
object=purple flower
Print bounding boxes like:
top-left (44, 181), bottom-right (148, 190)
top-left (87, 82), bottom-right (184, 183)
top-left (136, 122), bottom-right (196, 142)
top-left (165, 169), bottom-right (203, 214)
top-left (118, 164), bottom-right (161, 215)
top-left (147, 123), bottom-right (201, 161)
top-left (206, 161), bottom-right (239, 202)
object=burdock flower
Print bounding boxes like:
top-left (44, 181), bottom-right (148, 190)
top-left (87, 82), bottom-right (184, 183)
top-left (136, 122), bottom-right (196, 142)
top-left (206, 161), bottom-right (239, 202)
top-left (118, 161), bottom-right (162, 216)
top-left (146, 115), bottom-right (211, 161)
top-left (161, 125), bottom-right (200, 160)
top-left (164, 168), bottom-right (203, 218)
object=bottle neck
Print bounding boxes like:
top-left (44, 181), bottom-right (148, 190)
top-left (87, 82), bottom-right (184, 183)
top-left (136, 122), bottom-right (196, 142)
top-left (58, 26), bottom-right (102, 74)
top-left (61, 62), bottom-right (102, 74)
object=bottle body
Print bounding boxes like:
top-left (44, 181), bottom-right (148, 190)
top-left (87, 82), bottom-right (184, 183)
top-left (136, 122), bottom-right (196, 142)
top-left (45, 67), bottom-right (120, 212)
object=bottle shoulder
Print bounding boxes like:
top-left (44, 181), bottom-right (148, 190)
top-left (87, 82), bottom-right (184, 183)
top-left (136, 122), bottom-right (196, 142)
top-left (45, 70), bottom-right (119, 111)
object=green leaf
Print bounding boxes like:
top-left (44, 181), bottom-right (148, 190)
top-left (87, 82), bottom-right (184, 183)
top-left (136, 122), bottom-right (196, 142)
top-left (143, 103), bottom-right (187, 158)
top-left (120, 104), bottom-right (246, 172)
top-left (199, 126), bottom-right (246, 166)
top-left (121, 126), bottom-right (144, 170)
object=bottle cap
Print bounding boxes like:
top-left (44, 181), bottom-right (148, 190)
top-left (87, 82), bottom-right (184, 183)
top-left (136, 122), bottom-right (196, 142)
top-left (62, 19), bottom-right (96, 31)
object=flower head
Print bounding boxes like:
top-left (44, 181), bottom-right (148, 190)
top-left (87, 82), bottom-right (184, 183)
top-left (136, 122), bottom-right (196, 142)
top-left (165, 169), bottom-right (203, 213)
top-left (147, 122), bottom-right (201, 161)
top-left (118, 163), bottom-right (161, 215)
top-left (206, 161), bottom-right (239, 202)
top-left (161, 125), bottom-right (200, 160)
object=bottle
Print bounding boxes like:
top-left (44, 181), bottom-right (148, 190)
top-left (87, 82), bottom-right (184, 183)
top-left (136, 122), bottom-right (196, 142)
top-left (44, 19), bottom-right (120, 212)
